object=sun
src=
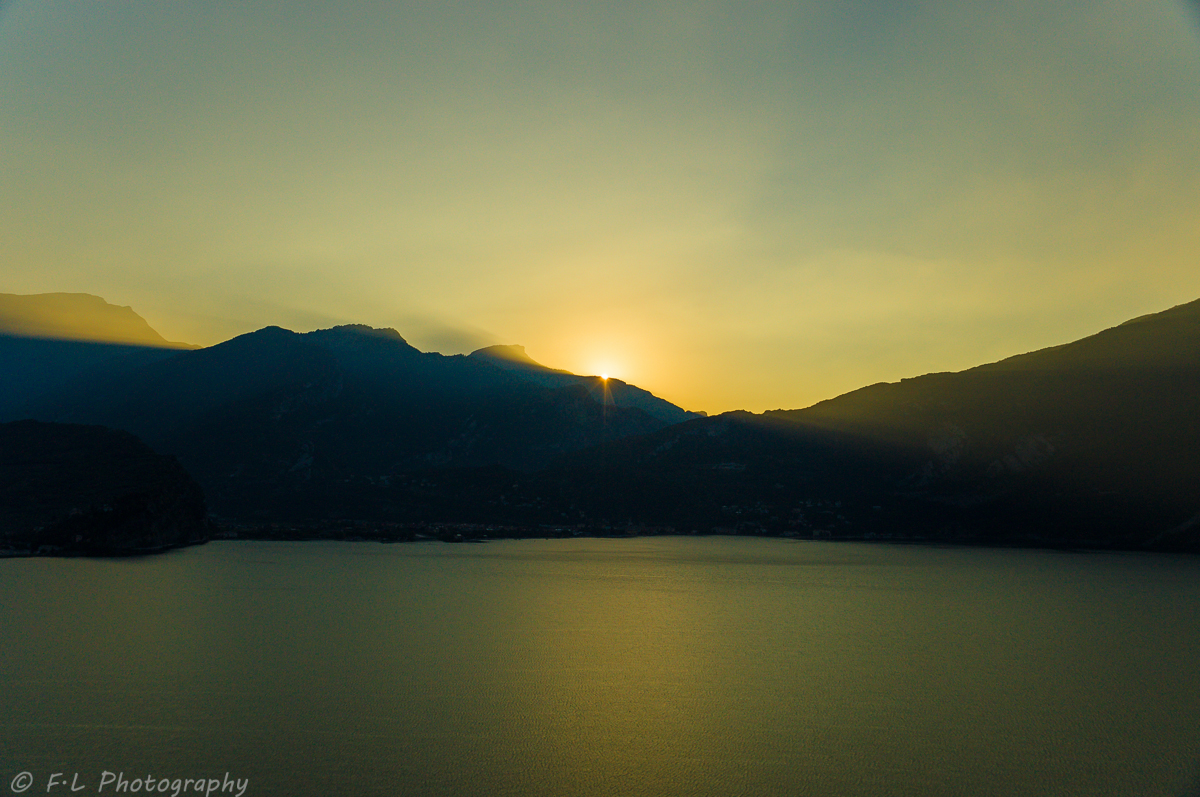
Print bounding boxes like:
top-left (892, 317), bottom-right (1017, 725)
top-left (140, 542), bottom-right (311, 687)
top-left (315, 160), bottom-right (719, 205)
top-left (601, 373), bottom-right (608, 380)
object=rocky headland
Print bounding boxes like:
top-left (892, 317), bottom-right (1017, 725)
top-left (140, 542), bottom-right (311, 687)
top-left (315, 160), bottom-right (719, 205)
top-left (0, 420), bottom-right (211, 556)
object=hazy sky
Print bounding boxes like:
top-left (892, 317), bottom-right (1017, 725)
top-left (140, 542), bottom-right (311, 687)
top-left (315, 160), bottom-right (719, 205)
top-left (2, 1), bottom-right (1198, 413)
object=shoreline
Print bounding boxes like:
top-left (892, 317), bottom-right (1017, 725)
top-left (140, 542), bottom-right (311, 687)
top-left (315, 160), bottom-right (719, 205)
top-left (6, 522), bottom-right (1195, 558)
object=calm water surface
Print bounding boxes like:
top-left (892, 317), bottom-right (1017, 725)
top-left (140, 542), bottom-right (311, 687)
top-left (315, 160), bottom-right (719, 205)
top-left (3, 537), bottom-right (1200, 796)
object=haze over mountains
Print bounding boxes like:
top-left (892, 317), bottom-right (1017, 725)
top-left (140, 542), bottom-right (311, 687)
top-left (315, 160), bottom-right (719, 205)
top-left (0, 292), bottom-right (193, 347)
top-left (2, 291), bottom-right (1199, 552)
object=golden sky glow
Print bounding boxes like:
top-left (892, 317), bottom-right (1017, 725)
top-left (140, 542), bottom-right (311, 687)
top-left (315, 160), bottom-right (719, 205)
top-left (2, 1), bottom-right (1198, 413)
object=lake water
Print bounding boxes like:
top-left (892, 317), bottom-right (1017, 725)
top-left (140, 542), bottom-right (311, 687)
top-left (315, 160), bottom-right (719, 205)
top-left (3, 537), bottom-right (1200, 796)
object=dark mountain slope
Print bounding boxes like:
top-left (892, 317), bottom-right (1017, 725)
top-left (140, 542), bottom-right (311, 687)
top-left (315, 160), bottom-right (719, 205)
top-left (12, 291), bottom-right (1192, 551)
top-left (0, 420), bottom-right (209, 555)
top-left (33, 326), bottom-right (341, 439)
top-left (522, 300), bottom-right (1200, 550)
top-left (20, 324), bottom-right (691, 521)
top-left (767, 298), bottom-right (1200, 510)
top-left (0, 335), bottom-right (183, 418)
top-left (467, 343), bottom-right (698, 425)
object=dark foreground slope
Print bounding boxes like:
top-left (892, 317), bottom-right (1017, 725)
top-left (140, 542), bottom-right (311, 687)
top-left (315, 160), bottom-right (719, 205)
top-left (18, 324), bottom-right (696, 521)
top-left (769, 298), bottom-right (1200, 547)
top-left (0, 420), bottom-right (210, 555)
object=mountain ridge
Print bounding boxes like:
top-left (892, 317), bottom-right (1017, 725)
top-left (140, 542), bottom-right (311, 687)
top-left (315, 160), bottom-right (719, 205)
top-left (8, 316), bottom-right (698, 522)
top-left (4, 290), bottom-right (1198, 552)
top-left (0, 292), bottom-right (195, 348)
top-left (468, 344), bottom-right (563, 373)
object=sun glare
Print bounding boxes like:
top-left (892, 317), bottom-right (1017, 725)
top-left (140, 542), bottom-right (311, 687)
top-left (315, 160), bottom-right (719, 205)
top-left (601, 373), bottom-right (608, 380)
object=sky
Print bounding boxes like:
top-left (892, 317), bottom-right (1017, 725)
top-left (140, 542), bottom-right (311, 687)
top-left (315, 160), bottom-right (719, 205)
top-left (1, 1), bottom-right (1198, 414)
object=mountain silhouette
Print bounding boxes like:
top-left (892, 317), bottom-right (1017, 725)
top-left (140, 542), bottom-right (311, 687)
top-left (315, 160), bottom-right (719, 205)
top-left (769, 297), bottom-right (1200, 521)
top-left (0, 420), bottom-right (209, 555)
top-left (532, 298), bottom-right (1200, 550)
top-left (10, 319), bottom-right (699, 521)
top-left (469, 344), bottom-right (563, 372)
top-left (6, 292), bottom-right (1198, 552)
top-left (468, 342), bottom-right (696, 425)
top-left (0, 292), bottom-right (193, 347)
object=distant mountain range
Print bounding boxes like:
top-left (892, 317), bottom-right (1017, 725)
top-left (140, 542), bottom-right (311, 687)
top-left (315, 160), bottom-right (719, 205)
top-left (0, 292), bottom-right (194, 347)
top-left (2, 291), bottom-right (1198, 553)
top-left (1, 293), bottom-right (699, 523)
